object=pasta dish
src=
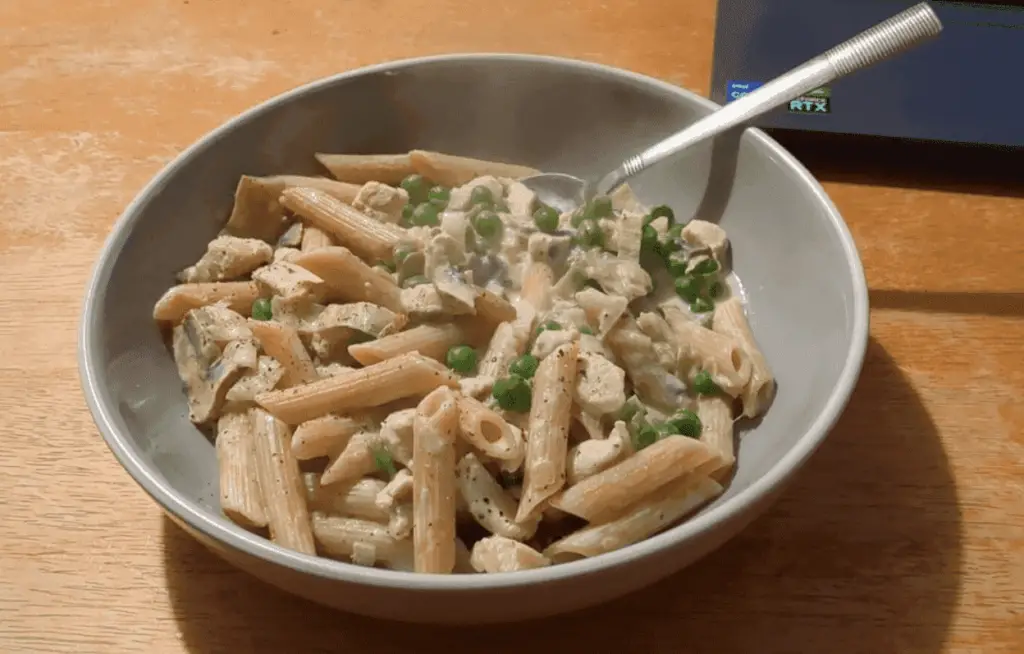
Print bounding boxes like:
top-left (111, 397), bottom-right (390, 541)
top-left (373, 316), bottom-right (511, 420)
top-left (152, 149), bottom-right (774, 574)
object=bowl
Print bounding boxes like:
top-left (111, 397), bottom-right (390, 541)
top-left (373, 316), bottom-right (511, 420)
top-left (79, 53), bottom-right (869, 624)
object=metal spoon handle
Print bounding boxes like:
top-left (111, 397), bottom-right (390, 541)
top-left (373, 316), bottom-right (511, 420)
top-left (597, 2), bottom-right (942, 195)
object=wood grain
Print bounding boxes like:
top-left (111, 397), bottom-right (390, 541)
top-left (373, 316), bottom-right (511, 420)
top-left (1, 1), bottom-right (1021, 652)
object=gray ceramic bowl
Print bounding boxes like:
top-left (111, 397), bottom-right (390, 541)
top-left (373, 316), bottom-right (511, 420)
top-left (79, 54), bottom-right (868, 624)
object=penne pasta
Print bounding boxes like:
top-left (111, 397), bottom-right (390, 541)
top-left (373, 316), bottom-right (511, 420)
top-left (348, 322), bottom-right (469, 366)
top-left (545, 475), bottom-right (723, 562)
top-left (697, 394), bottom-right (736, 475)
top-left (248, 319), bottom-right (319, 388)
top-left (312, 513), bottom-right (415, 570)
top-left (661, 303), bottom-right (752, 397)
top-left (516, 341), bottom-right (579, 523)
top-left (320, 428), bottom-right (380, 487)
top-left (455, 395), bottom-right (525, 466)
top-left (280, 187), bottom-right (406, 263)
top-left (249, 408), bottom-right (316, 555)
top-left (711, 296), bottom-right (776, 418)
top-left (293, 246), bottom-right (402, 312)
top-left (255, 352), bottom-right (459, 425)
top-left (153, 282), bottom-right (264, 323)
top-left (470, 536), bottom-right (551, 573)
top-left (291, 414), bottom-right (369, 460)
top-left (315, 153), bottom-right (415, 185)
top-left (302, 473), bottom-right (389, 523)
top-left (456, 453), bottom-right (537, 541)
top-left (477, 320), bottom-right (530, 379)
top-left (520, 261), bottom-right (555, 315)
top-left (412, 387), bottom-right (460, 574)
top-left (217, 412), bottom-right (268, 529)
top-left (475, 288), bottom-right (517, 327)
top-left (301, 226), bottom-right (335, 251)
top-left (409, 150), bottom-right (539, 186)
top-left (549, 435), bottom-right (724, 523)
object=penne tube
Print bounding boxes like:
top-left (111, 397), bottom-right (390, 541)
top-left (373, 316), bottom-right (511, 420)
top-left (301, 226), bottom-right (335, 251)
top-left (548, 435), bottom-right (724, 523)
top-left (348, 322), bottom-right (469, 366)
top-left (409, 150), bottom-right (539, 186)
top-left (661, 303), bottom-right (751, 397)
top-left (516, 341), bottom-right (579, 523)
top-left (311, 513), bottom-right (415, 569)
top-left (697, 394), bottom-right (736, 475)
top-left (456, 453), bottom-right (538, 541)
top-left (280, 187), bottom-right (406, 263)
top-left (315, 153), bottom-right (415, 185)
top-left (249, 408), bottom-right (316, 555)
top-left (291, 414), bottom-right (369, 460)
top-left (153, 282), bottom-right (264, 323)
top-left (321, 429), bottom-right (380, 487)
top-left (470, 536), bottom-right (551, 573)
top-left (223, 175), bottom-right (361, 243)
top-left (293, 246), bottom-right (402, 312)
top-left (455, 395), bottom-right (525, 465)
top-left (247, 319), bottom-right (319, 388)
top-left (256, 352), bottom-right (459, 425)
top-left (544, 475), bottom-right (723, 562)
top-left (477, 320), bottom-right (530, 379)
top-left (520, 261), bottom-right (554, 314)
top-left (302, 473), bottom-right (389, 523)
top-left (474, 288), bottom-right (517, 327)
top-left (216, 412), bottom-right (268, 529)
top-left (711, 296), bottom-right (776, 418)
top-left (412, 387), bottom-right (460, 574)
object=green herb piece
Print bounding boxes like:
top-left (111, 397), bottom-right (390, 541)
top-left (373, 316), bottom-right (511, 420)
top-left (579, 325), bottom-right (594, 335)
top-left (372, 445), bottom-right (397, 480)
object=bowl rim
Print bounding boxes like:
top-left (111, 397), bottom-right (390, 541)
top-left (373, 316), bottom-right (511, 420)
top-left (79, 52), bottom-right (869, 591)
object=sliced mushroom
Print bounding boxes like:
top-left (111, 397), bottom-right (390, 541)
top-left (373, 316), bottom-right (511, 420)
top-left (178, 235), bottom-right (273, 284)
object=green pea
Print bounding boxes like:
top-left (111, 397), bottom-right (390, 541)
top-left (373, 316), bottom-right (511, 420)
top-left (400, 174), bottom-right (429, 204)
top-left (579, 325), bottom-right (594, 335)
top-left (401, 204), bottom-right (415, 226)
top-left (641, 224), bottom-right (659, 251)
top-left (654, 422), bottom-right (681, 438)
top-left (668, 409), bottom-right (702, 438)
top-left (708, 280), bottom-right (724, 299)
top-left (533, 205), bottom-right (560, 233)
top-left (411, 203), bottom-right (440, 227)
top-left (657, 236), bottom-right (682, 258)
top-left (492, 375), bottom-right (532, 412)
top-left (428, 185), bottom-right (450, 208)
top-left (473, 210), bottom-right (503, 239)
top-left (674, 275), bottom-right (701, 302)
top-left (692, 258), bottom-right (720, 276)
top-left (650, 204), bottom-right (675, 223)
top-left (535, 320), bottom-right (561, 335)
top-left (618, 399), bottom-right (643, 423)
top-left (251, 298), bottom-right (273, 321)
top-left (393, 245), bottom-right (414, 266)
top-left (576, 220), bottom-right (605, 248)
top-left (690, 297), bottom-right (715, 314)
top-left (402, 275), bottom-right (430, 288)
top-left (445, 345), bottom-right (477, 374)
top-left (508, 354), bottom-right (539, 380)
top-left (469, 186), bottom-right (494, 207)
top-left (588, 195), bottom-right (613, 219)
top-left (667, 254), bottom-right (689, 278)
top-left (693, 370), bottom-right (720, 395)
top-left (632, 424), bottom-right (658, 451)
top-left (570, 209), bottom-right (587, 228)
top-left (667, 223), bottom-right (684, 241)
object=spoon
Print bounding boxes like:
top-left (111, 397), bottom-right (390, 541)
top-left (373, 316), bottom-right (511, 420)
top-left (522, 2), bottom-right (943, 213)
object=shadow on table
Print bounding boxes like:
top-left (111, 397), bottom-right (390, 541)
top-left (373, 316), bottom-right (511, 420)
top-left (163, 337), bottom-right (961, 654)
top-left (770, 128), bottom-right (1024, 199)
top-left (870, 290), bottom-right (1024, 318)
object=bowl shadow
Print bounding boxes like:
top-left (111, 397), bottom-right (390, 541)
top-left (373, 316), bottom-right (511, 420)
top-left (163, 336), bottom-right (961, 654)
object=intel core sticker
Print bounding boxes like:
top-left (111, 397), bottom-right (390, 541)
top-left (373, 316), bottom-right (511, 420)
top-left (789, 87), bottom-right (830, 114)
top-left (726, 80), bottom-right (763, 103)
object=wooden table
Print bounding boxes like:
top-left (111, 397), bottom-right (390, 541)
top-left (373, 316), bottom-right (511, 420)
top-left (1, 1), bottom-right (1021, 652)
